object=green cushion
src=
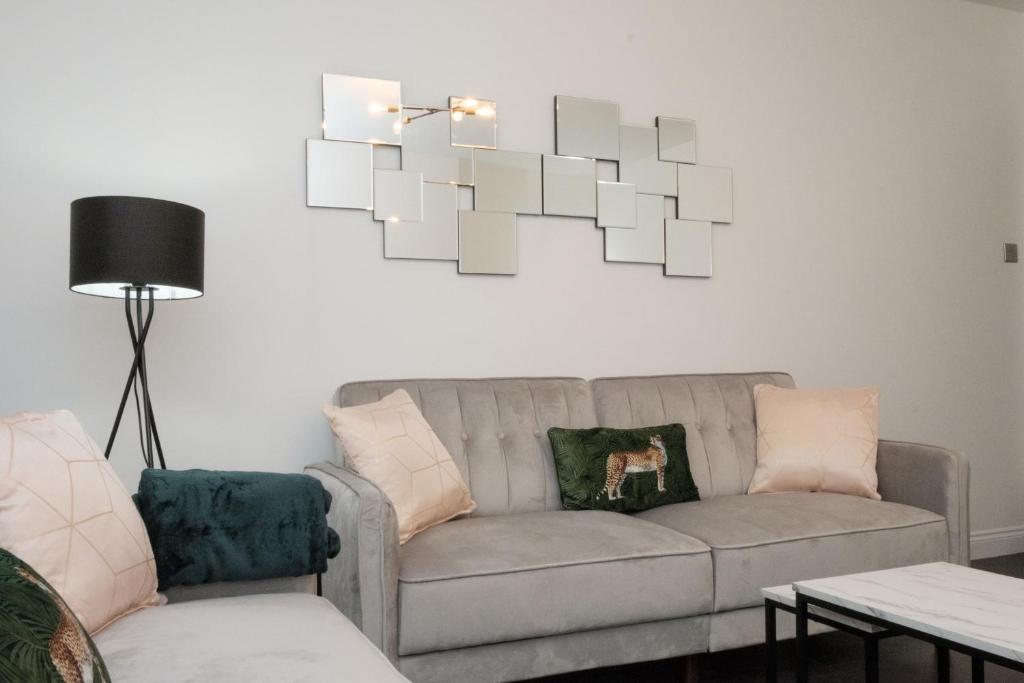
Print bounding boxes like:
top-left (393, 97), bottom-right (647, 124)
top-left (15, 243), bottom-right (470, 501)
top-left (0, 548), bottom-right (110, 683)
top-left (549, 423), bottom-right (700, 512)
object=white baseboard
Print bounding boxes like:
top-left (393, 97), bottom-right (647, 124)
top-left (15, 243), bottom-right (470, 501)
top-left (971, 525), bottom-right (1024, 560)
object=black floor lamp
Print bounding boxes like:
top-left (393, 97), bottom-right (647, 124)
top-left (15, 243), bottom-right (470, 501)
top-left (69, 196), bottom-right (205, 469)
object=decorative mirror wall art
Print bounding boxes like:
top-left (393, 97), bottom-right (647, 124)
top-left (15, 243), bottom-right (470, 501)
top-left (619, 125), bottom-right (677, 197)
top-left (400, 105), bottom-right (474, 185)
top-left (596, 181), bottom-right (637, 229)
top-left (676, 164), bottom-right (733, 223)
top-left (473, 149), bottom-right (542, 215)
top-left (656, 116), bottom-right (697, 164)
top-left (605, 194), bottom-right (666, 264)
top-left (555, 96), bottom-right (621, 161)
top-left (385, 182), bottom-right (459, 261)
top-left (449, 97), bottom-right (497, 149)
top-left (306, 139), bottom-right (373, 209)
top-left (306, 72), bottom-right (734, 277)
top-left (458, 210), bottom-right (517, 274)
top-left (665, 219), bottom-right (713, 277)
top-left (373, 170), bottom-right (423, 223)
top-left (322, 74), bottom-right (402, 145)
top-left (542, 155), bottom-right (597, 218)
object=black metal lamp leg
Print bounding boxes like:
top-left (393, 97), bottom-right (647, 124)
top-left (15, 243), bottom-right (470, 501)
top-left (133, 289), bottom-right (166, 468)
top-left (765, 602), bottom-right (778, 683)
top-left (105, 287), bottom-right (165, 468)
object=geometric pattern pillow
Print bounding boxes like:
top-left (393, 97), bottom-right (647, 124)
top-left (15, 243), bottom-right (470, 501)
top-left (747, 385), bottom-right (881, 500)
top-left (0, 547), bottom-right (111, 682)
top-left (0, 411), bottom-right (163, 634)
top-left (323, 389), bottom-right (476, 544)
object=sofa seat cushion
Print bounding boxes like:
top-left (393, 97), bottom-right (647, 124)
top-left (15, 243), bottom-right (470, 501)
top-left (94, 593), bottom-right (409, 682)
top-left (397, 510), bottom-right (712, 655)
top-left (634, 492), bottom-right (947, 613)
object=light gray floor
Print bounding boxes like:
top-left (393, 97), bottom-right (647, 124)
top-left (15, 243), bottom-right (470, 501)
top-left (532, 554), bottom-right (1024, 682)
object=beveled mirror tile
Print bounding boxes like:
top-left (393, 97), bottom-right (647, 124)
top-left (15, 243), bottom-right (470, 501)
top-left (619, 125), bottom-right (677, 196)
top-left (322, 73), bottom-right (402, 146)
top-left (665, 219), bottom-right (712, 277)
top-left (458, 210), bottom-right (517, 275)
top-left (596, 159), bottom-right (619, 182)
top-left (401, 106), bottom-right (474, 185)
top-left (677, 164), bottom-right (733, 223)
top-left (596, 181), bottom-right (636, 228)
top-left (373, 144), bottom-right (401, 170)
top-left (473, 149), bottom-right (542, 215)
top-left (555, 96), bottom-right (620, 160)
top-left (657, 116), bottom-right (697, 164)
top-left (306, 139), bottom-right (373, 210)
top-left (542, 155), bottom-right (597, 218)
top-left (385, 182), bottom-right (458, 261)
top-left (450, 96), bottom-right (497, 149)
top-left (373, 169), bottom-right (423, 222)
top-left (604, 194), bottom-right (665, 264)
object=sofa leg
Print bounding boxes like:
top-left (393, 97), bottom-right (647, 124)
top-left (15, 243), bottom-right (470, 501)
top-left (682, 654), bottom-right (700, 683)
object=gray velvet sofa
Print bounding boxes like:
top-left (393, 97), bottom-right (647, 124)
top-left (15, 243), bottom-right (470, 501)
top-left (306, 373), bottom-right (969, 683)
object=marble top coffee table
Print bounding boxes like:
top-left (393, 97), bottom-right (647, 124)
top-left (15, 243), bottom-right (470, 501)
top-left (792, 562), bottom-right (1024, 683)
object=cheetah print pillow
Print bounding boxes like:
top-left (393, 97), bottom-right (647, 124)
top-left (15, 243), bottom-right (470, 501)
top-left (548, 423), bottom-right (699, 512)
top-left (0, 547), bottom-right (111, 682)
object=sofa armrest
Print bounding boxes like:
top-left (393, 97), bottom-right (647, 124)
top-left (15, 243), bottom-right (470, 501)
top-left (305, 461), bottom-right (400, 661)
top-left (875, 440), bottom-right (970, 565)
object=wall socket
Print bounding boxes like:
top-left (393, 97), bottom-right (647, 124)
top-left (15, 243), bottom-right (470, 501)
top-left (1005, 243), bottom-right (1018, 263)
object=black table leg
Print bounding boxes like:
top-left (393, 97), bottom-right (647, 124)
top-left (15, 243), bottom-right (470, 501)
top-left (864, 636), bottom-right (879, 683)
top-left (936, 645), bottom-right (950, 683)
top-left (972, 656), bottom-right (985, 683)
top-left (765, 602), bottom-right (778, 683)
top-left (796, 593), bottom-right (809, 683)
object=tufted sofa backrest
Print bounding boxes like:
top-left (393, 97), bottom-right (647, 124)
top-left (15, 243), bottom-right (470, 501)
top-left (335, 378), bottom-right (598, 516)
top-left (590, 373), bottom-right (795, 498)
top-left (334, 372), bottom-right (794, 515)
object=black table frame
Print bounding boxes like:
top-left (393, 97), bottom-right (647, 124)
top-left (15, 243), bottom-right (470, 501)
top-left (794, 591), bottom-right (1024, 682)
top-left (765, 596), bottom-right (895, 683)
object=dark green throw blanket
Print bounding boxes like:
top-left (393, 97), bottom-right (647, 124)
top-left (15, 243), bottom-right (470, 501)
top-left (137, 469), bottom-right (341, 590)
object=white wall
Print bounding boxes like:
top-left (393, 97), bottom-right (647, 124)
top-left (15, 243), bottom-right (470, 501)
top-left (2, 0), bottom-right (1023, 547)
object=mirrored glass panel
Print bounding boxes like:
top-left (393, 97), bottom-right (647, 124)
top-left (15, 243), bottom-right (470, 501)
top-left (473, 149), bottom-right (542, 215)
top-left (596, 181), bottom-right (636, 228)
top-left (401, 106), bottom-right (474, 185)
top-left (385, 182), bottom-right (458, 261)
top-left (665, 219), bottom-right (712, 277)
top-left (306, 139), bottom-right (373, 210)
top-left (450, 96), bottom-right (497, 149)
top-left (542, 155), bottom-right (596, 218)
top-left (677, 164), bottom-right (733, 223)
top-left (657, 117), bottom-right (697, 164)
top-left (604, 194), bottom-right (665, 264)
top-left (458, 210), bottom-right (517, 275)
top-left (619, 125), bottom-right (677, 196)
top-left (555, 96), bottom-right (620, 160)
top-left (373, 169), bottom-right (423, 222)
top-left (322, 73), bottom-right (402, 146)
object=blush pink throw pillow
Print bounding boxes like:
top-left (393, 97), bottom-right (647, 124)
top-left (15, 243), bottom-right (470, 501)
top-left (747, 385), bottom-right (881, 500)
top-left (323, 389), bottom-right (476, 544)
top-left (0, 410), bottom-right (163, 633)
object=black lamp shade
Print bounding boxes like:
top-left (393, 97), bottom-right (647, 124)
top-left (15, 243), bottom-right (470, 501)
top-left (70, 196), bottom-right (205, 300)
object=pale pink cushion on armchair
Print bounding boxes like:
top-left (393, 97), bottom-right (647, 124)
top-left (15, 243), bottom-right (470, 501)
top-left (747, 385), bottom-right (881, 500)
top-left (0, 410), bottom-right (163, 634)
top-left (323, 389), bottom-right (476, 544)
